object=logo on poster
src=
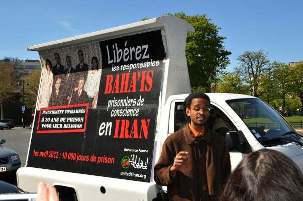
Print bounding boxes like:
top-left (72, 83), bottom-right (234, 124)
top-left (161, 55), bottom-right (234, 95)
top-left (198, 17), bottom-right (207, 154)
top-left (121, 156), bottom-right (130, 169)
top-left (120, 154), bottom-right (149, 170)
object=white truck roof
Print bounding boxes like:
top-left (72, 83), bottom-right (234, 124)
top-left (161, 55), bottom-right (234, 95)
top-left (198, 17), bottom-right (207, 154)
top-left (167, 93), bottom-right (256, 103)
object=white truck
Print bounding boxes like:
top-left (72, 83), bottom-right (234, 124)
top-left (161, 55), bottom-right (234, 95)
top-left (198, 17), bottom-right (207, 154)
top-left (17, 16), bottom-right (303, 201)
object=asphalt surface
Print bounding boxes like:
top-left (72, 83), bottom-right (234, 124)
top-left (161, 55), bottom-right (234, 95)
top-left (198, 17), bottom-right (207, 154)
top-left (0, 127), bottom-right (32, 167)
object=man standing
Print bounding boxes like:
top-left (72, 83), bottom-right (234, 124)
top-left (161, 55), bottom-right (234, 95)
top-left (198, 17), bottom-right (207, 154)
top-left (75, 49), bottom-right (88, 72)
top-left (53, 53), bottom-right (65, 75)
top-left (154, 93), bottom-right (231, 201)
top-left (69, 76), bottom-right (88, 104)
top-left (49, 76), bottom-right (63, 106)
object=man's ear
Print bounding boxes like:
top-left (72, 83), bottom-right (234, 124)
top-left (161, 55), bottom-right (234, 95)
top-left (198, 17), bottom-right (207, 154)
top-left (185, 107), bottom-right (190, 117)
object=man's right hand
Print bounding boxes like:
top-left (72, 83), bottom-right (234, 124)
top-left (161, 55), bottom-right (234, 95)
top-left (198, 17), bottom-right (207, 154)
top-left (170, 151), bottom-right (189, 173)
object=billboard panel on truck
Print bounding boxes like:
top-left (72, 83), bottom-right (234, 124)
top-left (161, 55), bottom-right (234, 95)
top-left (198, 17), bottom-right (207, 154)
top-left (29, 30), bottom-right (166, 182)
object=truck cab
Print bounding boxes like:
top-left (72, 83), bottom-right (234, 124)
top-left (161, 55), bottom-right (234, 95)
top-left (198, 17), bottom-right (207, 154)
top-left (160, 93), bottom-right (303, 172)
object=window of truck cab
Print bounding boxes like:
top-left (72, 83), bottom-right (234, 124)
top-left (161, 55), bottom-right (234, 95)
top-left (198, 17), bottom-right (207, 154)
top-left (226, 98), bottom-right (298, 147)
top-left (172, 101), bottom-right (236, 133)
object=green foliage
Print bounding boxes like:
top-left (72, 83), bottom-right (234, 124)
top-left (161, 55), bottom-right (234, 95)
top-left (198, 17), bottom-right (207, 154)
top-left (289, 63), bottom-right (303, 111)
top-left (291, 64), bottom-right (303, 94)
top-left (271, 62), bottom-right (292, 110)
top-left (192, 86), bottom-right (208, 93)
top-left (174, 12), bottom-right (231, 91)
top-left (217, 72), bottom-right (250, 94)
top-left (0, 61), bottom-right (16, 103)
top-left (22, 69), bottom-right (41, 108)
top-left (231, 56), bottom-right (302, 113)
top-left (259, 62), bottom-right (302, 113)
top-left (258, 69), bottom-right (277, 104)
top-left (286, 96), bottom-right (301, 112)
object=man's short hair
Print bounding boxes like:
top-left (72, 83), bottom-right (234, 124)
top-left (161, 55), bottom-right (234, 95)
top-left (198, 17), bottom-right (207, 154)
top-left (184, 93), bottom-right (210, 109)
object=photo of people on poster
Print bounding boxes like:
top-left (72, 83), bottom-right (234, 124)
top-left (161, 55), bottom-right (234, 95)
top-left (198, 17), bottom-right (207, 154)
top-left (36, 43), bottom-right (102, 109)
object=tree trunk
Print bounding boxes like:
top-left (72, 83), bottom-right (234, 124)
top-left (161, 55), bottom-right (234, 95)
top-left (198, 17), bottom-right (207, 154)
top-left (300, 91), bottom-right (303, 112)
top-left (282, 94), bottom-right (286, 116)
top-left (0, 103), bottom-right (3, 119)
top-left (252, 85), bottom-right (258, 97)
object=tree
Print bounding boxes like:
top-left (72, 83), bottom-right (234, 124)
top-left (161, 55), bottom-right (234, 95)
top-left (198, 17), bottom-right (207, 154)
top-left (271, 62), bottom-right (292, 113)
top-left (258, 67), bottom-right (277, 104)
top-left (22, 69), bottom-right (41, 108)
top-left (174, 12), bottom-right (231, 92)
top-left (288, 63), bottom-right (303, 111)
top-left (0, 61), bottom-right (16, 119)
top-left (217, 72), bottom-right (249, 94)
top-left (236, 50), bottom-right (270, 97)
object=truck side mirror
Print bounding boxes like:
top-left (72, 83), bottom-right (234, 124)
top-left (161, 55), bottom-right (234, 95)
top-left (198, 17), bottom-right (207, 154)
top-left (0, 139), bottom-right (6, 145)
top-left (226, 131), bottom-right (251, 153)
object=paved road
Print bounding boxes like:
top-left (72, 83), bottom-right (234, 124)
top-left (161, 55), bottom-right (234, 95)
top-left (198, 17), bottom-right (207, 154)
top-left (0, 127), bottom-right (32, 166)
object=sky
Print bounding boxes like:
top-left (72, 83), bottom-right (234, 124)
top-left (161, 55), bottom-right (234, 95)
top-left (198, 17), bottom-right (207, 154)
top-left (0, 0), bottom-right (302, 71)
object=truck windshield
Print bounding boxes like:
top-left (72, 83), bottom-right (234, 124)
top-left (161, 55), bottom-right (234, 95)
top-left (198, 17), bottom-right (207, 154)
top-left (226, 98), bottom-right (299, 147)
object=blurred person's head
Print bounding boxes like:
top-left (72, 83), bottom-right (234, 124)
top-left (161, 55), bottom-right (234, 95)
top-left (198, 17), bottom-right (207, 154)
top-left (77, 76), bottom-right (85, 90)
top-left (45, 59), bottom-right (52, 71)
top-left (66, 55), bottom-right (72, 68)
top-left (221, 149), bottom-right (303, 201)
top-left (54, 77), bottom-right (62, 91)
top-left (91, 56), bottom-right (99, 70)
top-left (77, 49), bottom-right (84, 63)
top-left (54, 53), bottom-right (61, 65)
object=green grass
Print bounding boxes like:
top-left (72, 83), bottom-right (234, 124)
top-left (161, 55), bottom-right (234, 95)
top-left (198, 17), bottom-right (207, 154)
top-left (242, 116), bottom-right (303, 124)
top-left (242, 116), bottom-right (303, 129)
top-left (284, 116), bottom-right (303, 122)
top-left (284, 116), bottom-right (303, 128)
top-left (243, 118), bottom-right (274, 124)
